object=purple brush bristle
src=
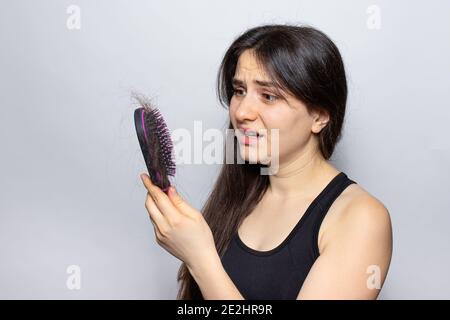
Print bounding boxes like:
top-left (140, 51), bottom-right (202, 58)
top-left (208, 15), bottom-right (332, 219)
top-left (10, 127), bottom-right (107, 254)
top-left (135, 94), bottom-right (176, 193)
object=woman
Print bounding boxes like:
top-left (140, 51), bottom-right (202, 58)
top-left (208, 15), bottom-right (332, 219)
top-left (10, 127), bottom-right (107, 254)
top-left (140, 24), bottom-right (393, 300)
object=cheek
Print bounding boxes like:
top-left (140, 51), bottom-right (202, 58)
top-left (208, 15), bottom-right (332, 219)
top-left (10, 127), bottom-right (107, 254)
top-left (266, 112), bottom-right (312, 155)
top-left (260, 109), bottom-right (292, 138)
top-left (229, 99), bottom-right (238, 124)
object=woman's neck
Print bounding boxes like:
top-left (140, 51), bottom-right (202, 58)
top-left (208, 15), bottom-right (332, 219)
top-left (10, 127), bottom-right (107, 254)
top-left (267, 146), bottom-right (339, 200)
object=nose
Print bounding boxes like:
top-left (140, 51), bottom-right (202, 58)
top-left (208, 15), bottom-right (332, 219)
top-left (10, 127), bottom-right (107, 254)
top-left (234, 94), bottom-right (258, 123)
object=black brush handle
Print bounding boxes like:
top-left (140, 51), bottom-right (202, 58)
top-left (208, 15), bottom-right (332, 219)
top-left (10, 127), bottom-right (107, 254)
top-left (134, 108), bottom-right (160, 188)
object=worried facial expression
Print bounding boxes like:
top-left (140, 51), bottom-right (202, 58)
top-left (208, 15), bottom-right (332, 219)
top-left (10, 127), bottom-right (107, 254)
top-left (229, 49), bottom-right (328, 166)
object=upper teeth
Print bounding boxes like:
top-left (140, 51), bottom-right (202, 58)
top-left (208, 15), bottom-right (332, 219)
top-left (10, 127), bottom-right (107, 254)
top-left (244, 131), bottom-right (258, 136)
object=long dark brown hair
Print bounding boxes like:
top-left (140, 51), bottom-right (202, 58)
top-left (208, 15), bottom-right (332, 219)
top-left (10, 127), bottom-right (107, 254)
top-left (176, 24), bottom-right (348, 299)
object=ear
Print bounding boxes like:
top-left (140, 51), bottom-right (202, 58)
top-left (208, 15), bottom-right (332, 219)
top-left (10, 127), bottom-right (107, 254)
top-left (311, 108), bottom-right (330, 134)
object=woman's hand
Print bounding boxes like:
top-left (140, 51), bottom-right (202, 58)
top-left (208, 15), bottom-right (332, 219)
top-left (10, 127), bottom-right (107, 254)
top-left (140, 173), bottom-right (219, 271)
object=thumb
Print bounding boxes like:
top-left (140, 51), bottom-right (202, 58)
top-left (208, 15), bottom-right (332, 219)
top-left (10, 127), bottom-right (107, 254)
top-left (168, 187), bottom-right (198, 217)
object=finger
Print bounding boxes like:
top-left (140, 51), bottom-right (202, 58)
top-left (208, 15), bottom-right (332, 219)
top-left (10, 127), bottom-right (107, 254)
top-left (148, 216), bottom-right (171, 253)
top-left (145, 192), bottom-right (170, 233)
top-left (140, 173), bottom-right (154, 191)
top-left (167, 187), bottom-right (199, 219)
top-left (148, 211), bottom-right (164, 243)
top-left (141, 174), bottom-right (182, 224)
top-left (148, 213), bottom-right (161, 236)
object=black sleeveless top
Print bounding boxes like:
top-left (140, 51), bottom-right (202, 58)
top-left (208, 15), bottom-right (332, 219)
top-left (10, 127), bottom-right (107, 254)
top-left (221, 172), bottom-right (356, 300)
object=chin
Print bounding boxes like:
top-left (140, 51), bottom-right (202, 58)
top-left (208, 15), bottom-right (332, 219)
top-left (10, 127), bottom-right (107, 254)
top-left (238, 143), bottom-right (272, 165)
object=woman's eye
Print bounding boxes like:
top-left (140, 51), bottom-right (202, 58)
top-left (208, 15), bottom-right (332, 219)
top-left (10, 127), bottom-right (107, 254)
top-left (262, 93), bottom-right (278, 102)
top-left (233, 88), bottom-right (245, 96)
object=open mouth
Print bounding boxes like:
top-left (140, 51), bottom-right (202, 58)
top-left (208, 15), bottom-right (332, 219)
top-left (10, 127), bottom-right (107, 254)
top-left (244, 131), bottom-right (259, 137)
top-left (238, 129), bottom-right (264, 145)
top-left (240, 129), bottom-right (264, 138)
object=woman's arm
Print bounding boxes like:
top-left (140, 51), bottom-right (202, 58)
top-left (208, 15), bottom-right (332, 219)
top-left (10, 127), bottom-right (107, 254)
top-left (297, 194), bottom-right (393, 299)
top-left (140, 174), bottom-right (245, 299)
top-left (188, 254), bottom-right (245, 300)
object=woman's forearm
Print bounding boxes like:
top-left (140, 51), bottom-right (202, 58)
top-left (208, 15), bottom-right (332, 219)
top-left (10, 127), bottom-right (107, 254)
top-left (187, 254), bottom-right (245, 300)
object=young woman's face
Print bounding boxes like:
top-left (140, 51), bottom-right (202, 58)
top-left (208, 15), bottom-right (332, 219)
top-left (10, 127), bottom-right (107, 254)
top-left (229, 49), bottom-right (326, 166)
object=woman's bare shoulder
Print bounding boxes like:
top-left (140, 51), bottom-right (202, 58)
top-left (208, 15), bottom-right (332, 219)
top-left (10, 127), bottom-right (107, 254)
top-left (320, 183), bottom-right (392, 253)
top-left (344, 183), bottom-right (389, 217)
top-left (306, 182), bottom-right (393, 300)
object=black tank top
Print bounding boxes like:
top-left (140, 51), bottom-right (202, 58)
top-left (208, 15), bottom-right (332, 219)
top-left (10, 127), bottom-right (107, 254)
top-left (221, 172), bottom-right (357, 300)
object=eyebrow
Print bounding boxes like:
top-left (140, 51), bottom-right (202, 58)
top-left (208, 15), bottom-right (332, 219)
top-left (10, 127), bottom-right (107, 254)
top-left (232, 78), bottom-right (279, 89)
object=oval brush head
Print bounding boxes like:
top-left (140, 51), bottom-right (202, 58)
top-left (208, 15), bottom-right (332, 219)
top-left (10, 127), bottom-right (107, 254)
top-left (133, 97), bottom-right (175, 193)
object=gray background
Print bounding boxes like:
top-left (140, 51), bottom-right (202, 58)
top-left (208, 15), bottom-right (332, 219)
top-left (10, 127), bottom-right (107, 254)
top-left (1, 0), bottom-right (449, 299)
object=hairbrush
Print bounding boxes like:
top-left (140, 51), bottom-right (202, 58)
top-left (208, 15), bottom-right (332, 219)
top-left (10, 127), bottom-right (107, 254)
top-left (133, 96), bottom-right (176, 193)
